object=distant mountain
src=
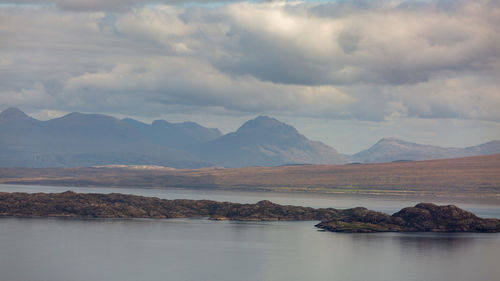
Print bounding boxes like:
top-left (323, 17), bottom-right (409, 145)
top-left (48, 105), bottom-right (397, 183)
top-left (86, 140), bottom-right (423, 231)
top-left (194, 116), bottom-right (348, 167)
top-left (0, 107), bottom-right (37, 123)
top-left (0, 109), bottom-right (346, 168)
top-left (148, 120), bottom-right (221, 150)
top-left (0, 108), bottom-right (220, 168)
top-left (350, 137), bottom-right (500, 163)
top-left (2, 108), bottom-right (499, 168)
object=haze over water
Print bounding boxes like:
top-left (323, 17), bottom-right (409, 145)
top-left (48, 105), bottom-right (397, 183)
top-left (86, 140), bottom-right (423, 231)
top-left (1, 184), bottom-right (500, 281)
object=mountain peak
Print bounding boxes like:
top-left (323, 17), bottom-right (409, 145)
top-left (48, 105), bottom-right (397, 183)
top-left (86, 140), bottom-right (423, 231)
top-left (378, 137), bottom-right (404, 143)
top-left (197, 115), bottom-right (347, 167)
top-left (63, 112), bottom-right (115, 119)
top-left (237, 116), bottom-right (296, 133)
top-left (0, 107), bottom-right (31, 121)
top-left (352, 137), bottom-right (500, 163)
top-left (152, 119), bottom-right (172, 126)
top-left (375, 137), bottom-right (417, 147)
top-left (53, 112), bottom-right (119, 124)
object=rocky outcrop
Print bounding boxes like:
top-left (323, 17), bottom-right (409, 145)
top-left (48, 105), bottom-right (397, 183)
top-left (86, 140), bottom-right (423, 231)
top-left (0, 191), bottom-right (340, 221)
top-left (315, 203), bottom-right (500, 233)
top-left (0, 192), bottom-right (499, 232)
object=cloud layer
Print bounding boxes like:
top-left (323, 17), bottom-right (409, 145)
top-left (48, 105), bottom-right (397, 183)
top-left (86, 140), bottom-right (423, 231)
top-left (1, 0), bottom-right (499, 125)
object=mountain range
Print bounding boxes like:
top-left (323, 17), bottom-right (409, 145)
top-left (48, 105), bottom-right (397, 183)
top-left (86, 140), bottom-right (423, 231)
top-left (349, 137), bottom-right (500, 163)
top-left (0, 108), bottom-right (499, 168)
top-left (0, 108), bottom-right (346, 168)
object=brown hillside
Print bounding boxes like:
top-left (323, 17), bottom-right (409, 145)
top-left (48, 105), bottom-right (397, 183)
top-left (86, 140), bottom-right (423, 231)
top-left (1, 154), bottom-right (499, 197)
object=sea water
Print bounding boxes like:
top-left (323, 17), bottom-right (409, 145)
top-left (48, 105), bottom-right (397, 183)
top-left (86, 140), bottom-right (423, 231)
top-left (1, 184), bottom-right (499, 281)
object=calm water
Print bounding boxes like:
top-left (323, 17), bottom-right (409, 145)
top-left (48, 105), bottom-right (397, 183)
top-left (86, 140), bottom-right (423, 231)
top-left (1, 184), bottom-right (500, 281)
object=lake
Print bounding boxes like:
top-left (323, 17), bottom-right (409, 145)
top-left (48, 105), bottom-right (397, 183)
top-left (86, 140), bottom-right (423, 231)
top-left (1, 184), bottom-right (500, 281)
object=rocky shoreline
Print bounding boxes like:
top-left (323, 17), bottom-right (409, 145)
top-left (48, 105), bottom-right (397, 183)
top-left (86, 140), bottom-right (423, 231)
top-left (315, 203), bottom-right (500, 233)
top-left (0, 191), bottom-right (499, 233)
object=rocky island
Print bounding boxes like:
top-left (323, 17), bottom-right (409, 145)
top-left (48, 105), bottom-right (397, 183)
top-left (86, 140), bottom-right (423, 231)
top-left (316, 203), bottom-right (500, 233)
top-left (0, 191), bottom-right (499, 233)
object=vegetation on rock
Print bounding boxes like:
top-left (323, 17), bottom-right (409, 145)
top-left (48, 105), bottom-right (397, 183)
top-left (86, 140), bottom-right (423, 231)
top-left (1, 191), bottom-right (499, 233)
top-left (316, 203), bottom-right (500, 233)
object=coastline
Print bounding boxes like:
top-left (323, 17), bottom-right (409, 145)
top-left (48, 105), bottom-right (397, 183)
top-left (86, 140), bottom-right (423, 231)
top-left (2, 182), bottom-right (500, 206)
top-left (1, 191), bottom-right (499, 233)
top-left (2, 154), bottom-right (499, 200)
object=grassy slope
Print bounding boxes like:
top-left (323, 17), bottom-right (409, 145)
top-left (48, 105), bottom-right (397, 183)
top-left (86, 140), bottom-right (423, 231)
top-left (1, 154), bottom-right (499, 197)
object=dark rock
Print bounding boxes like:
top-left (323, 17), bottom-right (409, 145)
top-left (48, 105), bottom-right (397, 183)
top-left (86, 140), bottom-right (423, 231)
top-left (0, 192), bottom-right (498, 233)
top-left (0, 191), bottom-right (338, 221)
top-left (316, 203), bottom-right (500, 233)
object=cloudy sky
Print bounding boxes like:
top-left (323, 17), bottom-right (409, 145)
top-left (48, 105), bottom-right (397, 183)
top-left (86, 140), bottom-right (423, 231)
top-left (1, 0), bottom-right (499, 153)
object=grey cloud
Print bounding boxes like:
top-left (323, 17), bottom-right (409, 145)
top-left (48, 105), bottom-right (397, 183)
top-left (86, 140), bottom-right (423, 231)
top-left (308, 0), bottom-right (391, 17)
top-left (0, 0), bottom-right (246, 12)
top-left (338, 31), bottom-right (360, 55)
top-left (206, 1), bottom-right (500, 86)
top-left (60, 58), bottom-right (353, 118)
top-left (0, 1), bottom-right (499, 124)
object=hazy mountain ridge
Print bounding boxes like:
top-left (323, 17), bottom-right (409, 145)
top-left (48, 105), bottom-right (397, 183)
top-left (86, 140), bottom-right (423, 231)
top-left (1, 108), bottom-right (499, 168)
top-left (194, 116), bottom-right (348, 167)
top-left (0, 109), bottom-right (347, 168)
top-left (0, 108), bottom-right (218, 168)
top-left (351, 137), bottom-right (500, 163)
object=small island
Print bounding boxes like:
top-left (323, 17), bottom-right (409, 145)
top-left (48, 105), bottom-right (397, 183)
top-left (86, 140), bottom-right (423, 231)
top-left (0, 191), bottom-right (499, 233)
top-left (315, 203), bottom-right (500, 233)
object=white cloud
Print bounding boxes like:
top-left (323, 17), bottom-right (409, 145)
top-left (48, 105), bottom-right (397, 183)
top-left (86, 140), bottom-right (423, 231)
top-left (0, 82), bottom-right (55, 108)
top-left (0, 0), bottom-right (499, 127)
top-left (0, 0), bottom-right (244, 12)
top-left (63, 57), bottom-right (353, 116)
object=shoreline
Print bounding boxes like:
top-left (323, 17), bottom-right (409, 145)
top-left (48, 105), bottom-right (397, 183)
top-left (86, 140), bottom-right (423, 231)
top-left (1, 191), bottom-right (499, 233)
top-left (1, 154), bottom-right (499, 199)
top-left (1, 182), bottom-right (500, 206)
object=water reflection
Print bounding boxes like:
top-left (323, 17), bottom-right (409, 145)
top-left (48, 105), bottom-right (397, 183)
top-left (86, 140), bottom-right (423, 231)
top-left (318, 231), bottom-right (500, 281)
top-left (343, 232), bottom-right (478, 259)
top-left (1, 217), bottom-right (500, 281)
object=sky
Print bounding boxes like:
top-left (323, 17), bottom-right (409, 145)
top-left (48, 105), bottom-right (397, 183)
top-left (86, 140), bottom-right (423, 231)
top-left (1, 0), bottom-right (499, 154)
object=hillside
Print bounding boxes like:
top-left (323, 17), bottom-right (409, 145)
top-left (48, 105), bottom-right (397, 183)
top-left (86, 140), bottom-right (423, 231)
top-left (0, 108), bottom-right (220, 168)
top-left (0, 108), bottom-right (347, 168)
top-left (1, 108), bottom-right (500, 168)
top-left (194, 116), bottom-right (348, 167)
top-left (1, 154), bottom-right (499, 198)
